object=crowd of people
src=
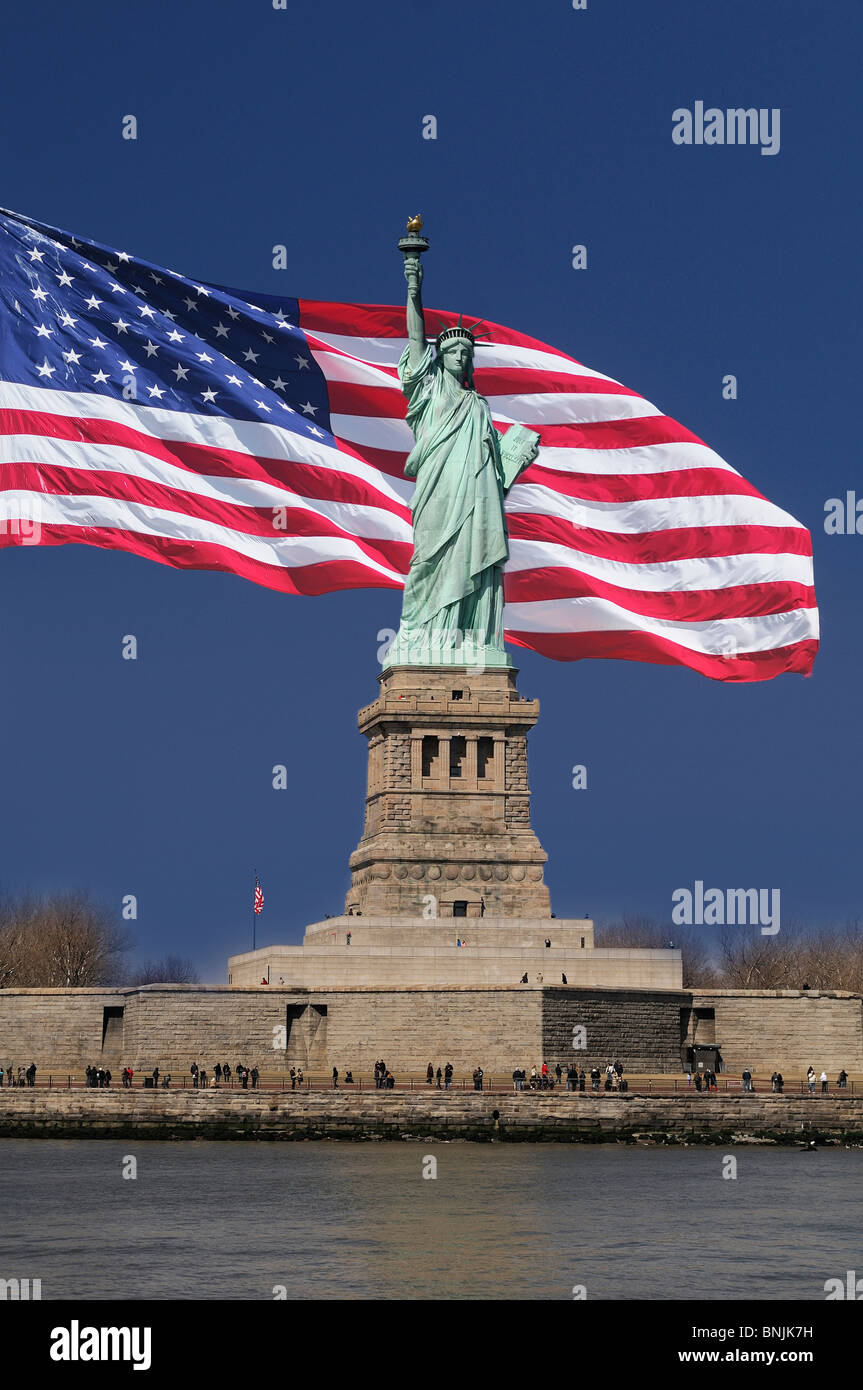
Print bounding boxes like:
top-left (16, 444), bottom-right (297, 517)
top-left (0, 1062), bottom-right (36, 1087)
top-left (510, 1061), bottom-right (628, 1093)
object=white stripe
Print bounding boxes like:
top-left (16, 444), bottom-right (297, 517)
top-left (533, 440), bottom-right (738, 478)
top-left (507, 483), bottom-right (807, 534)
top-left (505, 538), bottom-right (815, 592)
top-left (0, 380), bottom-right (412, 505)
top-left (330, 412), bottom-right (415, 452)
top-left (0, 435), bottom-right (413, 542)
top-left (487, 392), bottom-right (661, 426)
top-left (0, 489), bottom-right (404, 580)
top-left (305, 329), bottom-right (619, 381)
top-left (502, 597), bottom-right (820, 654)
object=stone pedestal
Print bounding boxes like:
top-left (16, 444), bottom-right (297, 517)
top-left (345, 664), bottom-right (552, 918)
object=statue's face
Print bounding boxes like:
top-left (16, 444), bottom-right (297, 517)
top-left (440, 339), bottom-right (473, 383)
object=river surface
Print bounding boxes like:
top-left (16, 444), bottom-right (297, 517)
top-left (0, 1140), bottom-right (859, 1300)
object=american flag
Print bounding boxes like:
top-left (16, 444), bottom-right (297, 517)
top-left (0, 207), bottom-right (818, 682)
top-left (253, 877), bottom-right (264, 916)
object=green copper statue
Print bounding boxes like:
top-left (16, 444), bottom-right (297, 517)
top-left (385, 218), bottom-right (539, 669)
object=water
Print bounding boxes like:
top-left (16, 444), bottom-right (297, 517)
top-left (0, 1140), bottom-right (859, 1300)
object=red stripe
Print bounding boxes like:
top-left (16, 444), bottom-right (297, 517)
top-left (504, 629), bottom-right (819, 681)
top-left (0, 460), bottom-right (412, 574)
top-left (522, 463), bottom-right (766, 504)
top-left (0, 408), bottom-right (411, 520)
top-left (503, 566), bottom-right (816, 621)
top-left (0, 524), bottom-right (405, 596)
top-left (506, 513), bottom-right (813, 564)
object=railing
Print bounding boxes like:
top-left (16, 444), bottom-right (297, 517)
top-left (1, 1073), bottom-right (857, 1097)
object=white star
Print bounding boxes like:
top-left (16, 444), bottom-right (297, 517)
top-left (196, 351), bottom-right (214, 363)
top-left (105, 260), bottom-right (118, 272)
top-left (132, 286), bottom-right (149, 297)
top-left (36, 359), bottom-right (56, 378)
top-left (194, 284), bottom-right (210, 297)
top-left (296, 355), bottom-right (310, 369)
top-left (261, 331), bottom-right (274, 344)
top-left (300, 401), bottom-right (317, 416)
top-left (213, 323), bottom-right (229, 338)
top-left (273, 309), bottom-right (290, 324)
top-left (226, 305), bottom-right (240, 320)
top-left (85, 294), bottom-right (103, 310)
top-left (162, 309), bottom-right (177, 321)
top-left (90, 336), bottom-right (107, 349)
top-left (167, 329), bottom-right (185, 343)
top-left (143, 341), bottom-right (159, 357)
top-left (92, 369), bottom-right (109, 384)
top-left (31, 285), bottom-right (48, 302)
top-left (56, 270), bottom-right (74, 287)
top-left (172, 363), bottom-right (189, 380)
top-left (118, 359), bottom-right (136, 373)
top-left (27, 247), bottom-right (45, 262)
top-left (255, 400), bottom-right (271, 412)
top-left (147, 384), bottom-right (165, 399)
top-left (79, 261), bottom-right (96, 273)
top-left (112, 318), bottom-right (130, 333)
top-left (109, 282), bottom-right (127, 294)
top-left (117, 251), bottom-right (132, 262)
top-left (149, 272), bottom-right (163, 284)
top-left (248, 303), bottom-right (263, 312)
top-left (243, 348), bottom-right (259, 363)
top-left (34, 324), bottom-right (54, 338)
top-left (182, 297), bottom-right (197, 312)
top-left (201, 387), bottom-right (218, 403)
top-left (58, 310), bottom-right (78, 328)
top-left (62, 348), bottom-right (82, 364)
top-left (271, 376), bottom-right (288, 391)
top-left (225, 373), bottom-right (243, 387)
top-left (278, 401), bottom-right (293, 411)
top-left (308, 426), bottom-right (324, 437)
top-left (138, 303), bottom-right (156, 319)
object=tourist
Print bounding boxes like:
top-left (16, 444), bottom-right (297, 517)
top-left (694, 1071), bottom-right (703, 1092)
top-left (152, 1066), bottom-right (160, 1088)
top-left (578, 1069), bottom-right (586, 1092)
top-left (775, 1071), bottom-right (784, 1094)
top-left (223, 1063), bottom-right (232, 1085)
top-left (456, 938), bottom-right (461, 948)
top-left (685, 1071), bottom-right (692, 1087)
top-left (838, 1069), bottom-right (848, 1088)
top-left (590, 1066), bottom-right (601, 1091)
top-left (290, 1067), bottom-right (297, 1091)
top-left (512, 1068), bottom-right (521, 1093)
top-left (520, 973), bottom-right (528, 984)
top-left (251, 1066), bottom-right (259, 1089)
top-left (807, 1067), bottom-right (816, 1094)
top-left (820, 1070), bottom-right (828, 1094)
top-left (385, 1070), bottom-right (395, 1089)
top-left (296, 1066), bottom-right (304, 1088)
top-left (566, 1065), bottom-right (577, 1092)
top-left (742, 1067), bottom-right (752, 1093)
top-left (18, 1066), bottom-right (25, 1086)
top-left (200, 1068), bottom-right (208, 1087)
top-left (214, 1063), bottom-right (222, 1086)
top-left (104, 1069), bottom-right (112, 1087)
top-left (554, 1063), bottom-right (562, 1085)
top-left (332, 1066), bottom-right (339, 1089)
top-left (426, 1063), bottom-right (434, 1085)
top-left (345, 1071), bottom-right (354, 1084)
top-left (444, 1063), bottom-right (453, 1090)
top-left (606, 1062), bottom-right (615, 1084)
top-left (541, 1061), bottom-right (548, 1079)
top-left (0, 1065), bottom-right (4, 1087)
top-left (436, 1067), bottom-right (442, 1089)
top-left (346, 931), bottom-right (351, 946)
top-left (614, 1060), bottom-right (624, 1078)
top-left (545, 938), bottom-right (551, 948)
top-left (191, 1062), bottom-right (199, 1089)
top-left (26, 1062), bottom-right (36, 1087)
top-left (473, 1066), bottom-right (484, 1092)
top-left (561, 973), bottom-right (567, 984)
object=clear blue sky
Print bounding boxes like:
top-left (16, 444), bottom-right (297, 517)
top-left (1, 0), bottom-right (859, 980)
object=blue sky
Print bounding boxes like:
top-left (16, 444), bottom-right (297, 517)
top-left (1, 0), bottom-right (860, 980)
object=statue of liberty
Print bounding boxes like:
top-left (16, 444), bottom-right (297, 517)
top-left (385, 218), bottom-right (539, 669)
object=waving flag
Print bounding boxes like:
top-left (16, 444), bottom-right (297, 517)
top-left (0, 207), bottom-right (818, 681)
top-left (254, 877), bottom-right (264, 916)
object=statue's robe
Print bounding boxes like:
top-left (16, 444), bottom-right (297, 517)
top-left (397, 343), bottom-right (508, 648)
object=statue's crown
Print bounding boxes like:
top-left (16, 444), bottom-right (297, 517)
top-left (433, 313), bottom-right (491, 350)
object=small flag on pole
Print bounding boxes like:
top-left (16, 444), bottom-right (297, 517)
top-left (254, 877), bottom-right (264, 915)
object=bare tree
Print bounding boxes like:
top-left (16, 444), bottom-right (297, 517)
top-left (132, 955), bottom-right (200, 985)
top-left (0, 893), bottom-right (131, 986)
